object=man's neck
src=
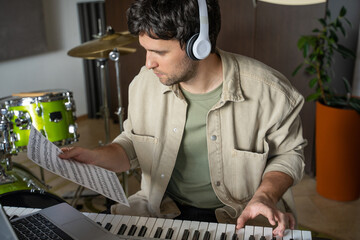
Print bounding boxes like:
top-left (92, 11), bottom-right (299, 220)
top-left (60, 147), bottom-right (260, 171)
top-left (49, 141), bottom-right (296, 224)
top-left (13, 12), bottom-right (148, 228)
top-left (179, 53), bottom-right (223, 94)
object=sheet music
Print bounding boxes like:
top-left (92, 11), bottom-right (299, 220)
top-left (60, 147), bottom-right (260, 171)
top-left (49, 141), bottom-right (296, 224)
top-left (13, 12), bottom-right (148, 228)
top-left (27, 125), bottom-right (129, 206)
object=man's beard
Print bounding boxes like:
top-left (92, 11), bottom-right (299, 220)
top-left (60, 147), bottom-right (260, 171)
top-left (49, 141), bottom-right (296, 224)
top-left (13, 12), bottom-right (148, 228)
top-left (159, 57), bottom-right (198, 86)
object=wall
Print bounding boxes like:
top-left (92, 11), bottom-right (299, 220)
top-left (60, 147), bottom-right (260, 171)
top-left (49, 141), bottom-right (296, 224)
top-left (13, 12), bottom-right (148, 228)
top-left (0, 0), bottom-right (102, 117)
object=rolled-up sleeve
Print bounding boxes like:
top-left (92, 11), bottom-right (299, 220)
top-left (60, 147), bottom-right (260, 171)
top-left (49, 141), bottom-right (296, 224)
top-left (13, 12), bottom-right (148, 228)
top-left (263, 93), bottom-right (307, 185)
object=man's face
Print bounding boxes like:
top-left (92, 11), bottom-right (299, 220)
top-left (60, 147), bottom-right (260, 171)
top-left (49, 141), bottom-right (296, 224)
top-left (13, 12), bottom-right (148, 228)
top-left (139, 34), bottom-right (198, 86)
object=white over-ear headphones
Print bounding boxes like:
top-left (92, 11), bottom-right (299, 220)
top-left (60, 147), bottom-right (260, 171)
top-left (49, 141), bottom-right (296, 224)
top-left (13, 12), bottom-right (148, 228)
top-left (185, 0), bottom-right (212, 60)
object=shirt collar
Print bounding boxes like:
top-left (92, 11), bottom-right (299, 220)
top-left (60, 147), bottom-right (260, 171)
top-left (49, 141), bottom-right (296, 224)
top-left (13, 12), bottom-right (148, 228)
top-left (161, 49), bottom-right (245, 103)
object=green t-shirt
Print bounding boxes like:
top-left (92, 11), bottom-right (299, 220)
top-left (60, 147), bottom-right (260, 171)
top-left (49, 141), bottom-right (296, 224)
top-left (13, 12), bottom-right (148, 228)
top-left (166, 83), bottom-right (224, 209)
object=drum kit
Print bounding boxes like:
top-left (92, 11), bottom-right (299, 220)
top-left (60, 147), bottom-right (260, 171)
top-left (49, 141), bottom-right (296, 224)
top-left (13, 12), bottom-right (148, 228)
top-left (0, 26), bottom-right (137, 208)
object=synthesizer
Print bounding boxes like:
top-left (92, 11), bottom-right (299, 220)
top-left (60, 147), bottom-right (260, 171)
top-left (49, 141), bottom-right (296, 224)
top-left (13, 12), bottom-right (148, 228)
top-left (4, 206), bottom-right (312, 240)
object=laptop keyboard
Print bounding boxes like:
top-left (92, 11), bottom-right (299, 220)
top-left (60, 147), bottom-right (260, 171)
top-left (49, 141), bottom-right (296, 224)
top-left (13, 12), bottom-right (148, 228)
top-left (11, 213), bottom-right (74, 240)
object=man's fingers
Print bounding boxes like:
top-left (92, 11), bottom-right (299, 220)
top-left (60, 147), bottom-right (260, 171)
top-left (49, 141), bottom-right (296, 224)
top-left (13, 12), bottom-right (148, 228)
top-left (58, 147), bottom-right (76, 158)
top-left (236, 211), bottom-right (251, 230)
top-left (272, 212), bottom-right (288, 237)
top-left (287, 213), bottom-right (296, 229)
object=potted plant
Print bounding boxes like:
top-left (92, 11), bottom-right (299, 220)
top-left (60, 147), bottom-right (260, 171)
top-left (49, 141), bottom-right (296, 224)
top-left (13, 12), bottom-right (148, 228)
top-left (293, 6), bottom-right (360, 201)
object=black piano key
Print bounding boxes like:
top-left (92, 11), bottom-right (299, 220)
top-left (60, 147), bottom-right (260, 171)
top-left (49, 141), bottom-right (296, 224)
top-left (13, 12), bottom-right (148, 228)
top-left (96, 222), bottom-right (102, 226)
top-left (128, 225), bottom-right (137, 236)
top-left (104, 222), bottom-right (112, 231)
top-left (117, 224), bottom-right (127, 235)
top-left (192, 230), bottom-right (200, 240)
top-left (220, 232), bottom-right (227, 240)
top-left (182, 229), bottom-right (190, 240)
top-left (165, 228), bottom-right (174, 239)
top-left (203, 231), bottom-right (211, 240)
top-left (138, 226), bottom-right (147, 237)
top-left (232, 233), bottom-right (238, 240)
top-left (248, 235), bottom-right (255, 240)
top-left (154, 226), bottom-right (163, 238)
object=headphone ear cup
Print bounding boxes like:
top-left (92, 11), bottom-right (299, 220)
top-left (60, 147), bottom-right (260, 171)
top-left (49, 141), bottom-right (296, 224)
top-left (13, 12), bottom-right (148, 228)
top-left (186, 33), bottom-right (199, 60)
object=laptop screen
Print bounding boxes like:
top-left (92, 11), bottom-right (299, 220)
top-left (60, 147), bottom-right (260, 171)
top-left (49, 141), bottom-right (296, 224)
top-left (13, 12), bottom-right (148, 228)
top-left (0, 204), bottom-right (19, 240)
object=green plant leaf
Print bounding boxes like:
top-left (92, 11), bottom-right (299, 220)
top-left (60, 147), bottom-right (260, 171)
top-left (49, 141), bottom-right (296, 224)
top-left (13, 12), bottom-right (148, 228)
top-left (342, 77), bottom-right (351, 93)
top-left (292, 63), bottom-right (303, 76)
top-left (306, 92), bottom-right (321, 102)
top-left (336, 44), bottom-right (355, 58)
top-left (339, 6), bottom-right (346, 17)
top-left (309, 77), bottom-right (318, 88)
top-left (318, 18), bottom-right (327, 27)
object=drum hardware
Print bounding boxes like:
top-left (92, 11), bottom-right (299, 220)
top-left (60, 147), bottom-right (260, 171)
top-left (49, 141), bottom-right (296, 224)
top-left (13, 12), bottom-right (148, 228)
top-left (67, 27), bottom-right (137, 60)
top-left (14, 111), bottom-right (31, 129)
top-left (109, 48), bottom-right (128, 196)
top-left (66, 25), bottom-right (138, 204)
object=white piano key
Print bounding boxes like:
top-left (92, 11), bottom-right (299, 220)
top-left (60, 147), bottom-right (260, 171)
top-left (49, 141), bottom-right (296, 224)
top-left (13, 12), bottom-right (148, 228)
top-left (244, 225), bottom-right (254, 240)
top-left (30, 208), bottom-right (41, 214)
top-left (115, 215), bottom-right (132, 235)
top-left (282, 229), bottom-right (292, 240)
top-left (86, 212), bottom-right (99, 221)
top-left (292, 230), bottom-right (302, 240)
top-left (123, 216), bottom-right (140, 235)
top-left (159, 218), bottom-right (174, 239)
top-left (101, 214), bottom-right (115, 231)
top-left (150, 217), bottom-right (166, 238)
top-left (3, 206), bottom-right (17, 216)
top-left (214, 223), bottom-right (227, 240)
top-left (263, 227), bottom-right (273, 240)
top-left (170, 219), bottom-right (183, 240)
top-left (143, 217), bottom-right (157, 238)
top-left (189, 221), bottom-right (200, 239)
top-left (20, 208), bottom-right (35, 216)
top-left (236, 227), bottom-right (245, 240)
top-left (11, 207), bottom-right (28, 217)
top-left (254, 226), bottom-right (263, 240)
top-left (94, 213), bottom-right (107, 225)
top-left (134, 216), bottom-right (150, 237)
top-left (302, 230), bottom-right (312, 240)
top-left (197, 221), bottom-right (209, 240)
top-left (225, 224), bottom-right (236, 239)
top-left (207, 222), bottom-right (218, 240)
top-left (109, 215), bottom-right (125, 234)
top-left (176, 220), bottom-right (191, 240)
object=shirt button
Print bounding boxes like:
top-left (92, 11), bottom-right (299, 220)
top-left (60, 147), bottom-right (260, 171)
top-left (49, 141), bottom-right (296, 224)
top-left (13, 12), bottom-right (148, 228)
top-left (160, 174), bottom-right (165, 178)
top-left (211, 135), bottom-right (217, 141)
top-left (173, 128), bottom-right (177, 132)
top-left (216, 181), bottom-right (221, 186)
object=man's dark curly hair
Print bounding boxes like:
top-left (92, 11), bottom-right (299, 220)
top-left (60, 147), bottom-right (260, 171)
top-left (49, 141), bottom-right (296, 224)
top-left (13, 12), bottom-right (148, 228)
top-left (127, 0), bottom-right (221, 53)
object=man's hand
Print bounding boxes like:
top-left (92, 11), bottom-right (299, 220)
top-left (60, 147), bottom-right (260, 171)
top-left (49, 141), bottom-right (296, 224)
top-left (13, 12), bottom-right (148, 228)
top-left (236, 192), bottom-right (295, 236)
top-left (236, 171), bottom-right (295, 237)
top-left (59, 147), bottom-right (98, 165)
top-left (58, 143), bottom-right (130, 173)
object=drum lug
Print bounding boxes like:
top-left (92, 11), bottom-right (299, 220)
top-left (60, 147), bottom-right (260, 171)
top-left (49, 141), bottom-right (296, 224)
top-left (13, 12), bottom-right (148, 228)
top-left (65, 100), bottom-right (74, 111)
top-left (14, 111), bottom-right (31, 130)
top-left (35, 106), bottom-right (42, 117)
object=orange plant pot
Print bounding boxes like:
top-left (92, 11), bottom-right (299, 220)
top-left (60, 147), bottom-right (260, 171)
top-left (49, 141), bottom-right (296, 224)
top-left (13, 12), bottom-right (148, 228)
top-left (315, 101), bottom-right (360, 201)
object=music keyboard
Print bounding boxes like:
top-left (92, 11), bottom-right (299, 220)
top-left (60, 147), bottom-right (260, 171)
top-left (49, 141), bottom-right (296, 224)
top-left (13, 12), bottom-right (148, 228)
top-left (4, 206), bottom-right (312, 240)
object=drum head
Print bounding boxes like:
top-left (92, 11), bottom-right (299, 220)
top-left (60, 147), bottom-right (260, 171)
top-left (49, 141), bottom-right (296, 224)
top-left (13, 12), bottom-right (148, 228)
top-left (0, 190), bottom-right (65, 209)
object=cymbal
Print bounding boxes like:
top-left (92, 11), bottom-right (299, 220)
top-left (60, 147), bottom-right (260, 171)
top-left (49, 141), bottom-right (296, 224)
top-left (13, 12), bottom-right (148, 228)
top-left (68, 31), bottom-right (138, 59)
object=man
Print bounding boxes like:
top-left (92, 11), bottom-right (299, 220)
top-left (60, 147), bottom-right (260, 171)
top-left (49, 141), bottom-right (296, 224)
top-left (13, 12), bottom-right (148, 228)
top-left (59, 0), bottom-right (306, 236)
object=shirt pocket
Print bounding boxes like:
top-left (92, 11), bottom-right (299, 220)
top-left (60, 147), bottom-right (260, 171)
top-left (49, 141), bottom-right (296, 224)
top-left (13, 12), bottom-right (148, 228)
top-left (223, 140), bottom-right (269, 201)
top-left (130, 131), bottom-right (158, 174)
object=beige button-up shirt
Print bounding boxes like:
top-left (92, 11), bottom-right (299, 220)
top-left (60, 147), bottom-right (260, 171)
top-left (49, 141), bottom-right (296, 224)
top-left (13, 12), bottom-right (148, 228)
top-left (111, 49), bottom-right (306, 224)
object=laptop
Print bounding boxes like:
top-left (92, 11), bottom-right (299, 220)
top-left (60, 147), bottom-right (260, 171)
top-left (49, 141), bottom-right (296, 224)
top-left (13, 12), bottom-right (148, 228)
top-left (0, 202), bottom-right (121, 240)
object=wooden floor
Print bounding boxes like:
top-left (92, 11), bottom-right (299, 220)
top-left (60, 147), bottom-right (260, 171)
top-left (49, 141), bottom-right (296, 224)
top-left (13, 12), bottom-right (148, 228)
top-left (7, 117), bottom-right (360, 240)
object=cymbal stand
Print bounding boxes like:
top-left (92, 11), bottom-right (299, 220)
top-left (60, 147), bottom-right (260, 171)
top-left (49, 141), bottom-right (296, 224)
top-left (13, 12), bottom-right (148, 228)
top-left (97, 59), bottom-right (111, 145)
top-left (109, 48), bottom-right (128, 196)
